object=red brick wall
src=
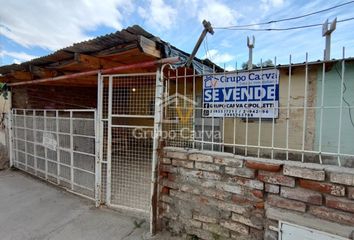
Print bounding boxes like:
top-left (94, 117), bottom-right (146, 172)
top-left (11, 85), bottom-right (97, 109)
top-left (159, 147), bottom-right (354, 239)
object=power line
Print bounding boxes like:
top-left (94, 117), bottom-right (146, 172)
top-left (216, 17), bottom-right (354, 31)
top-left (214, 0), bottom-right (354, 29)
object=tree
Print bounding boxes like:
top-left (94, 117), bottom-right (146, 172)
top-left (241, 59), bottom-right (274, 70)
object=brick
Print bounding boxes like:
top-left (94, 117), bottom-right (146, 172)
top-left (267, 194), bottom-right (306, 212)
top-left (180, 184), bottom-right (201, 195)
top-left (214, 156), bottom-right (243, 167)
top-left (171, 159), bottom-right (194, 169)
top-left (329, 172), bottom-right (354, 186)
top-left (348, 187), bottom-right (354, 199)
top-left (245, 160), bottom-right (282, 172)
top-left (217, 183), bottom-right (244, 194)
top-left (179, 168), bottom-right (221, 180)
top-left (283, 165), bottom-right (325, 181)
top-left (308, 206), bottom-right (354, 226)
top-left (193, 214), bottom-right (218, 223)
top-left (265, 184), bottom-right (280, 194)
top-left (161, 179), bottom-right (180, 189)
top-left (161, 186), bottom-right (170, 195)
top-left (299, 179), bottom-right (345, 196)
top-left (161, 157), bottom-right (171, 164)
top-left (160, 164), bottom-right (177, 173)
top-left (165, 150), bottom-right (188, 160)
top-left (264, 229), bottom-right (278, 240)
top-left (202, 223), bottom-right (230, 238)
top-left (229, 176), bottom-right (264, 190)
top-left (226, 167), bottom-right (255, 178)
top-left (232, 213), bottom-right (263, 230)
top-left (326, 195), bottom-right (354, 213)
top-left (195, 162), bottom-right (220, 172)
top-left (167, 173), bottom-right (176, 182)
top-left (185, 226), bottom-right (213, 240)
top-left (280, 187), bottom-right (322, 205)
top-left (220, 220), bottom-right (249, 235)
top-left (189, 153), bottom-right (213, 163)
top-left (202, 188), bottom-right (231, 201)
top-left (258, 171), bottom-right (295, 187)
top-left (180, 218), bottom-right (202, 228)
top-left (160, 194), bottom-right (173, 204)
top-left (217, 200), bottom-right (251, 215)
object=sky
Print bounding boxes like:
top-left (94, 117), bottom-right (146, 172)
top-left (0, 0), bottom-right (354, 70)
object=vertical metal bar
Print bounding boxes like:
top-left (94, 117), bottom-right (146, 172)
top-left (201, 65), bottom-right (205, 150)
top-left (245, 68), bottom-right (250, 156)
top-left (44, 110), bottom-right (48, 179)
top-left (106, 76), bottom-right (113, 205)
top-left (301, 53), bottom-right (309, 162)
top-left (69, 111), bottom-right (74, 190)
top-left (271, 57), bottom-right (277, 159)
top-left (95, 72), bottom-right (103, 206)
top-left (318, 61), bottom-right (326, 164)
top-left (222, 64), bottom-right (226, 152)
top-left (233, 62), bottom-right (237, 154)
top-left (286, 55), bottom-right (292, 160)
top-left (337, 48), bottom-right (346, 166)
top-left (24, 110), bottom-right (28, 170)
top-left (8, 110), bottom-right (13, 167)
top-left (257, 59), bottom-right (263, 158)
top-left (211, 64), bottom-right (215, 151)
top-left (150, 67), bottom-right (163, 234)
top-left (192, 67), bottom-right (196, 149)
top-left (56, 110), bottom-right (60, 184)
top-left (33, 110), bottom-right (37, 175)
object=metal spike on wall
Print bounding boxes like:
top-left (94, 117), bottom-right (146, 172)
top-left (322, 18), bottom-right (337, 61)
top-left (247, 36), bottom-right (255, 70)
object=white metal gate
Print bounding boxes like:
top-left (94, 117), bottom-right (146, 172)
top-left (9, 109), bottom-right (100, 204)
top-left (99, 73), bottom-right (158, 216)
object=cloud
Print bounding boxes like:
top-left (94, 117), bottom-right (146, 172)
top-left (203, 49), bottom-right (235, 64)
top-left (198, 0), bottom-right (241, 27)
top-left (0, 0), bottom-right (133, 51)
top-left (0, 50), bottom-right (38, 63)
top-left (261, 0), bottom-right (284, 12)
top-left (138, 0), bottom-right (177, 29)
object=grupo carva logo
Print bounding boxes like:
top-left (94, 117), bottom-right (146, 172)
top-left (204, 75), bottom-right (218, 88)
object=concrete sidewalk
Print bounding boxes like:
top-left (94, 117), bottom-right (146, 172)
top-left (0, 170), bottom-right (178, 240)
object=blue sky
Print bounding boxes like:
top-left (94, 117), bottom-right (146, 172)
top-left (1, 0), bottom-right (354, 69)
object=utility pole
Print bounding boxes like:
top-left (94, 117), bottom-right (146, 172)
top-left (322, 18), bottom-right (337, 61)
top-left (185, 20), bottom-right (214, 68)
top-left (247, 36), bottom-right (255, 70)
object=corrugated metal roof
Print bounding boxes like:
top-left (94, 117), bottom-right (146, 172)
top-left (0, 25), bottom-right (220, 75)
top-left (0, 25), bottom-right (156, 74)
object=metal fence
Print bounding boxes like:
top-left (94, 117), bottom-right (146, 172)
top-left (98, 73), bottom-right (156, 216)
top-left (163, 51), bottom-right (354, 167)
top-left (10, 109), bottom-right (99, 203)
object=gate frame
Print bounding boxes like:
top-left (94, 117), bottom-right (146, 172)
top-left (97, 70), bottom-right (164, 234)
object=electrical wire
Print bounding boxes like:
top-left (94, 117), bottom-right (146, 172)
top-left (334, 63), bottom-right (354, 128)
top-left (215, 17), bottom-right (354, 31)
top-left (214, 0), bottom-right (354, 29)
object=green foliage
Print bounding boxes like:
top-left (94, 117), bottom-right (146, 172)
top-left (0, 83), bottom-right (8, 100)
top-left (241, 59), bottom-right (274, 70)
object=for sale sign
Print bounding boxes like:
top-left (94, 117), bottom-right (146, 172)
top-left (203, 69), bottom-right (279, 118)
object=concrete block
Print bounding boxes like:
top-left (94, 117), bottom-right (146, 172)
top-left (329, 172), bottom-right (354, 186)
top-left (214, 156), bottom-right (243, 167)
top-left (172, 159), bottom-right (194, 169)
top-left (165, 150), bottom-right (188, 160)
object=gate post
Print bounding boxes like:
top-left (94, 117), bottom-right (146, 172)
top-left (95, 72), bottom-right (103, 207)
top-left (150, 67), bottom-right (164, 234)
top-left (8, 110), bottom-right (13, 168)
